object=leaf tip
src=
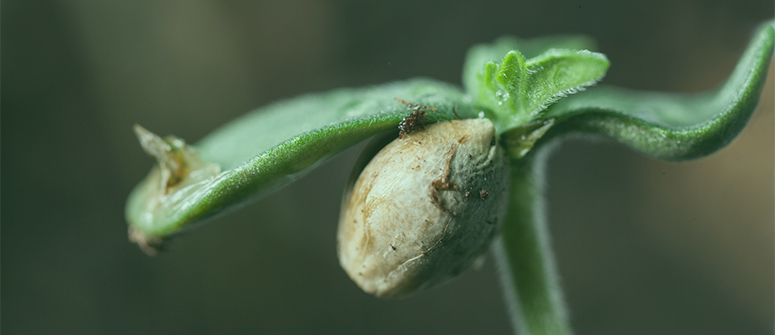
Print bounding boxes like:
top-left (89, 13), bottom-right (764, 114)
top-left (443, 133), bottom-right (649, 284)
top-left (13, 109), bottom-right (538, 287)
top-left (128, 225), bottom-right (166, 256)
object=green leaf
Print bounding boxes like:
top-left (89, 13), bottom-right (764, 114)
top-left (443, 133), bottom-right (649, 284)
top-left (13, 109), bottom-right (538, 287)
top-left (540, 22), bottom-right (775, 161)
top-left (474, 49), bottom-right (609, 131)
top-left (462, 35), bottom-right (599, 96)
top-left (126, 79), bottom-right (477, 251)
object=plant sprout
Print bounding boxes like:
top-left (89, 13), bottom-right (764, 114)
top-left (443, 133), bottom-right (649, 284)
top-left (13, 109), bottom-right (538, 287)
top-left (126, 22), bottom-right (774, 334)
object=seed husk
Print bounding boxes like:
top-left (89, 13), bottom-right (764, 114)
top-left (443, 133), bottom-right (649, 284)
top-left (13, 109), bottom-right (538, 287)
top-left (338, 118), bottom-right (510, 298)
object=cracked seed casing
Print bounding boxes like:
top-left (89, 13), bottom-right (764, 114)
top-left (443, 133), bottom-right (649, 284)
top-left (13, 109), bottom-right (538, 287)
top-left (338, 118), bottom-right (510, 298)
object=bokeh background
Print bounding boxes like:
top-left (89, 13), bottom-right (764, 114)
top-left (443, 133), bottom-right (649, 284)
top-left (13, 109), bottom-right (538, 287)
top-left (3, 1), bottom-right (773, 334)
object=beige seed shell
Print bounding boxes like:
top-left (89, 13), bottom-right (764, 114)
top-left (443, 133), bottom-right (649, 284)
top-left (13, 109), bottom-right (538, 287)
top-left (337, 118), bottom-right (510, 298)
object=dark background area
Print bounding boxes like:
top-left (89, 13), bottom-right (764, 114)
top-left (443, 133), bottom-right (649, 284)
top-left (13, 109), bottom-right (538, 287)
top-left (3, 1), bottom-right (773, 334)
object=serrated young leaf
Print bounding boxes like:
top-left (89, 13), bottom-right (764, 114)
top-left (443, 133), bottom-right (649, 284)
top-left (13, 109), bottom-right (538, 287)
top-left (463, 35), bottom-right (598, 96)
top-left (525, 49), bottom-right (610, 116)
top-left (473, 48), bottom-right (609, 132)
top-left (474, 51), bottom-right (527, 126)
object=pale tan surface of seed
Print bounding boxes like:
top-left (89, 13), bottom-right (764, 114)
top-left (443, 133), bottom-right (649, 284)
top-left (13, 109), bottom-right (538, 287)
top-left (338, 119), bottom-right (510, 298)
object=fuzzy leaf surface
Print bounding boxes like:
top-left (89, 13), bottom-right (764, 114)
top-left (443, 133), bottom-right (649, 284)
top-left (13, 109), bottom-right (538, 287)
top-left (539, 23), bottom-right (774, 160)
top-left (472, 48), bottom-right (609, 132)
top-left (462, 35), bottom-right (598, 96)
top-left (126, 79), bottom-right (477, 239)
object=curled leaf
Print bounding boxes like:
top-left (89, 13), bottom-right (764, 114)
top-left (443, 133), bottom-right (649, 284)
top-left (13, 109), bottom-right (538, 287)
top-left (126, 79), bottom-right (477, 247)
top-left (539, 22), bottom-right (775, 160)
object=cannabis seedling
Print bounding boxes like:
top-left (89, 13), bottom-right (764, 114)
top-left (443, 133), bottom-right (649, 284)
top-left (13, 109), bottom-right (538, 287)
top-left (126, 23), bottom-right (774, 334)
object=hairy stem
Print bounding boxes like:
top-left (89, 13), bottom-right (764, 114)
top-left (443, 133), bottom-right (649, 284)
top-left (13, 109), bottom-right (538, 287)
top-left (493, 153), bottom-right (571, 335)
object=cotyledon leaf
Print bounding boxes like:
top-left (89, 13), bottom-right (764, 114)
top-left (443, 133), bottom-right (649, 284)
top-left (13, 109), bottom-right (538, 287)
top-left (537, 22), bottom-right (774, 161)
top-left (126, 78), bottom-right (478, 250)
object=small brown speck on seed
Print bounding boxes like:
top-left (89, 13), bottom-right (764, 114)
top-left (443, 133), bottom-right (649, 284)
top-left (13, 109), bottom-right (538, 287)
top-left (480, 190), bottom-right (488, 200)
top-left (391, 245), bottom-right (396, 251)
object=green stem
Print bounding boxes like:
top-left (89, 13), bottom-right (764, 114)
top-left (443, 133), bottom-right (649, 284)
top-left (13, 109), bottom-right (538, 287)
top-left (493, 153), bottom-right (571, 335)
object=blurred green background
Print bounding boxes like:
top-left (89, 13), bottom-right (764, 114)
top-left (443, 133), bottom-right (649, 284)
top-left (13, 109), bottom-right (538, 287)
top-left (3, 1), bottom-right (773, 334)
